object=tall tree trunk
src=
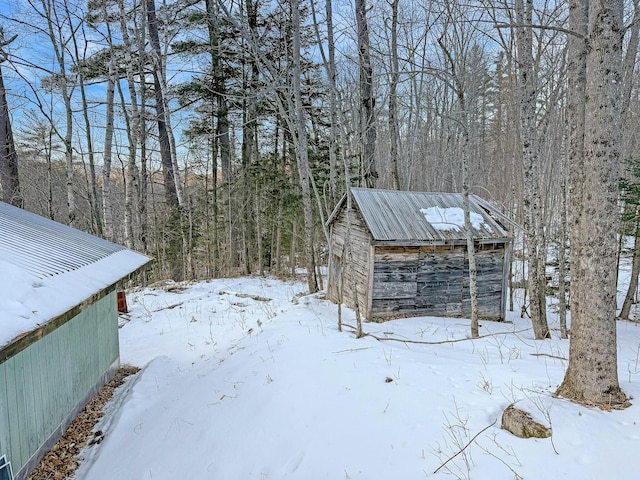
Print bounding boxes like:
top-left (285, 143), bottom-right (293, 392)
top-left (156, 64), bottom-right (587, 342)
top-left (325, 0), bottom-right (338, 206)
top-left (0, 60), bottom-right (21, 208)
top-left (557, 0), bottom-right (627, 406)
top-left (209, 0), bottom-right (231, 186)
top-left (463, 162), bottom-right (479, 338)
top-left (310, 0), bottom-right (339, 206)
top-left (40, 0), bottom-right (77, 224)
top-left (558, 165), bottom-right (568, 338)
top-left (146, 0), bottom-right (181, 208)
top-left (69, 12), bottom-right (102, 235)
top-left (102, 68), bottom-right (115, 241)
top-left (117, 0), bottom-right (141, 249)
top-left (388, 0), bottom-right (401, 190)
top-left (138, 46), bottom-right (149, 254)
top-left (101, 11), bottom-right (117, 241)
top-left (355, 0), bottom-right (377, 188)
top-left (292, 0), bottom-right (318, 293)
top-left (515, 0), bottom-right (550, 339)
top-left (438, 29), bottom-right (479, 338)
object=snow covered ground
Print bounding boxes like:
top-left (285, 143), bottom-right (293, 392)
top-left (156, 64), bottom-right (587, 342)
top-left (73, 273), bottom-right (640, 479)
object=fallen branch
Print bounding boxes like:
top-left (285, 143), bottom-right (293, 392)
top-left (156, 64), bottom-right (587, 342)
top-left (530, 353), bottom-right (567, 361)
top-left (235, 293), bottom-right (272, 302)
top-left (152, 302), bottom-right (183, 312)
top-left (332, 347), bottom-right (372, 354)
top-left (219, 291), bottom-right (272, 302)
top-left (433, 419), bottom-right (497, 474)
top-left (353, 327), bottom-right (531, 345)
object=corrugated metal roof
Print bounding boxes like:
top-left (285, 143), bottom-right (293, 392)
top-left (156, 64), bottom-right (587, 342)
top-left (0, 202), bottom-right (151, 347)
top-left (332, 188), bottom-right (511, 243)
top-left (0, 202), bottom-right (128, 278)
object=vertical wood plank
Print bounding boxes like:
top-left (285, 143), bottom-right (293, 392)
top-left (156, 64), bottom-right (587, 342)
top-left (5, 355), bottom-right (25, 473)
top-left (0, 364), bottom-right (8, 459)
top-left (21, 349), bottom-right (38, 459)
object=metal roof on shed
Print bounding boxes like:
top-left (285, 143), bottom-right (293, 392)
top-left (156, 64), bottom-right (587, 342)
top-left (0, 202), bottom-right (128, 278)
top-left (0, 202), bottom-right (151, 348)
top-left (328, 188), bottom-right (513, 243)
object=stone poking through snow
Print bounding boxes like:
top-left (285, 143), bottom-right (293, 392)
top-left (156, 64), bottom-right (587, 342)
top-left (501, 404), bottom-right (552, 439)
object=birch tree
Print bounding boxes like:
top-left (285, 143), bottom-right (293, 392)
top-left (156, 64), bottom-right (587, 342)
top-left (32, 0), bottom-right (78, 225)
top-left (437, 3), bottom-right (484, 338)
top-left (514, 0), bottom-right (550, 339)
top-left (116, 0), bottom-right (141, 249)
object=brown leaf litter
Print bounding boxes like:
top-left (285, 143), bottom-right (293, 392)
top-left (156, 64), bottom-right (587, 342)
top-left (27, 365), bottom-right (140, 480)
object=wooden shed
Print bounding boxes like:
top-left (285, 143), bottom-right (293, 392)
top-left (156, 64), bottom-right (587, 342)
top-left (326, 188), bottom-right (513, 322)
top-left (0, 202), bottom-right (150, 480)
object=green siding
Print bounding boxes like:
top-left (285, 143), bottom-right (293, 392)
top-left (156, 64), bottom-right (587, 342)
top-left (0, 291), bottom-right (120, 478)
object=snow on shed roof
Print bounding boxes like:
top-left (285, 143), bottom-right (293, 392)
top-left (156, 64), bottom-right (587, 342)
top-left (0, 202), bottom-right (150, 348)
top-left (328, 188), bottom-right (513, 244)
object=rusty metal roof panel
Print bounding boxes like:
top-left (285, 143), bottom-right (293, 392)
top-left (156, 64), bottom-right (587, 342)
top-left (349, 188), bottom-right (510, 243)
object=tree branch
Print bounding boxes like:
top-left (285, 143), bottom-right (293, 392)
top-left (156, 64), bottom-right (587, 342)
top-left (434, 419), bottom-right (498, 474)
top-left (494, 22), bottom-right (584, 39)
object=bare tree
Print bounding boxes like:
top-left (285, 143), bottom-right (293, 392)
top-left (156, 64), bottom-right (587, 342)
top-left (33, 0), bottom-right (78, 225)
top-left (356, 0), bottom-right (377, 188)
top-left (514, 0), bottom-right (550, 339)
top-left (146, 0), bottom-right (183, 208)
top-left (437, 4), bottom-right (482, 338)
top-left (387, 0), bottom-right (401, 190)
top-left (291, 0), bottom-right (319, 293)
top-left (102, 54), bottom-right (116, 241)
top-left (0, 30), bottom-right (21, 208)
top-left (116, 0), bottom-right (141, 249)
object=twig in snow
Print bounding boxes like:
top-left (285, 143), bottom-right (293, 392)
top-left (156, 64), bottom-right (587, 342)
top-left (433, 419), bottom-right (497, 474)
top-left (332, 347), bottom-right (372, 354)
top-left (529, 353), bottom-right (567, 361)
top-left (151, 302), bottom-right (184, 312)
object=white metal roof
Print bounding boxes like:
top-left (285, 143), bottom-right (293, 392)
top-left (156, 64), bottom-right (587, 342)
top-left (327, 188), bottom-right (513, 244)
top-left (0, 202), bottom-right (150, 348)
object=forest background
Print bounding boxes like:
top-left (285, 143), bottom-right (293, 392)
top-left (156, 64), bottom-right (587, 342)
top-left (0, 0), bottom-right (638, 321)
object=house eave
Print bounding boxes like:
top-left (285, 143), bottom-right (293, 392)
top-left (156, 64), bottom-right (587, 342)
top-left (0, 260), bottom-right (151, 365)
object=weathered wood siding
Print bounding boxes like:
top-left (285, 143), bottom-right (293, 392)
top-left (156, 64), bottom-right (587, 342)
top-left (371, 244), bottom-right (507, 321)
top-left (0, 292), bottom-right (119, 480)
top-left (327, 205), bottom-right (373, 317)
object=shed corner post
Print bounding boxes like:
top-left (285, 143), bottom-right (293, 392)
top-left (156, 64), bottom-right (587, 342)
top-left (501, 240), bottom-right (513, 321)
top-left (326, 223), bottom-right (335, 300)
top-left (365, 243), bottom-right (375, 320)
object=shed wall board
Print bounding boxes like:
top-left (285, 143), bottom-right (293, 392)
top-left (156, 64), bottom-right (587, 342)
top-left (0, 367), bottom-right (6, 467)
top-left (0, 292), bottom-right (119, 480)
top-left (370, 244), bottom-right (506, 321)
top-left (326, 205), bottom-right (373, 317)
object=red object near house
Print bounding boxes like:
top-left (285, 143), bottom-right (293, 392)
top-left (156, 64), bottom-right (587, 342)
top-left (117, 291), bottom-right (128, 313)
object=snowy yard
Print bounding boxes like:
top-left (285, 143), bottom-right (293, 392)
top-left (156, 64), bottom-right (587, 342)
top-left (73, 275), bottom-right (640, 479)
